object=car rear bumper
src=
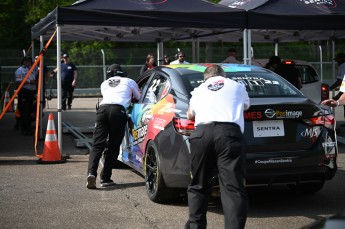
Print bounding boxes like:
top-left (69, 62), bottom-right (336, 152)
top-left (246, 164), bottom-right (337, 186)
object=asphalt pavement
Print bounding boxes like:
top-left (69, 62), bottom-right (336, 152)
top-left (1, 97), bottom-right (345, 228)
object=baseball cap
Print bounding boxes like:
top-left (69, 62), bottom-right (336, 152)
top-left (106, 64), bottom-right (127, 78)
top-left (334, 52), bottom-right (345, 60)
top-left (268, 55), bottom-right (282, 65)
top-left (63, 53), bottom-right (69, 58)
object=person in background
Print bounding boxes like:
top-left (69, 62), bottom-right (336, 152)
top-left (170, 51), bottom-right (190, 64)
top-left (185, 64), bottom-right (249, 229)
top-left (86, 64), bottom-right (141, 189)
top-left (140, 53), bottom-right (156, 75)
top-left (51, 53), bottom-right (77, 110)
top-left (162, 54), bottom-right (171, 65)
top-left (329, 52), bottom-right (345, 117)
top-left (15, 56), bottom-right (37, 135)
top-left (265, 55), bottom-right (302, 90)
top-left (222, 48), bottom-right (241, 64)
top-left (62, 53), bottom-right (77, 110)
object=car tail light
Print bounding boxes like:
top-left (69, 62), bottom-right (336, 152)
top-left (173, 117), bottom-right (195, 136)
top-left (305, 114), bottom-right (335, 129)
top-left (282, 60), bottom-right (295, 65)
top-left (321, 83), bottom-right (330, 101)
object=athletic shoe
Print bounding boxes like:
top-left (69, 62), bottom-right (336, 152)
top-left (100, 179), bottom-right (115, 187)
top-left (86, 174), bottom-right (96, 189)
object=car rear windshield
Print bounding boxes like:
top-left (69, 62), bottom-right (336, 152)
top-left (182, 71), bottom-right (303, 98)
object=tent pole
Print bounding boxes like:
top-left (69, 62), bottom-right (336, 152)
top-left (101, 49), bottom-right (106, 81)
top-left (275, 43), bottom-right (279, 56)
top-left (157, 40), bottom-right (163, 66)
top-left (318, 45), bottom-right (323, 81)
top-left (56, 25), bottom-right (63, 154)
top-left (243, 29), bottom-right (247, 64)
top-left (39, 36), bottom-right (44, 139)
top-left (248, 29), bottom-right (251, 65)
top-left (332, 40), bottom-right (336, 98)
top-left (192, 39), bottom-right (196, 63)
top-left (196, 38), bottom-right (200, 63)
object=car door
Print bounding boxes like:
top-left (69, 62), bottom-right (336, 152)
top-left (297, 64), bottom-right (323, 103)
top-left (121, 72), bottom-right (171, 172)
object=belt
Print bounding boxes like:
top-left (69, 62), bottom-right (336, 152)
top-left (197, 121), bottom-right (239, 128)
top-left (100, 104), bottom-right (125, 111)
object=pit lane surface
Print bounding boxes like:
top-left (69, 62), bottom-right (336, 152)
top-left (1, 98), bottom-right (344, 229)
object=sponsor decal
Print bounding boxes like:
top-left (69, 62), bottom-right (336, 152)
top-left (322, 142), bottom-right (336, 148)
top-left (301, 0), bottom-right (337, 8)
top-left (265, 109), bottom-right (276, 118)
top-left (301, 127), bottom-right (321, 138)
top-left (264, 109), bottom-right (303, 119)
top-left (232, 76), bottom-right (280, 86)
top-left (108, 78), bottom-right (120, 87)
top-left (140, 109), bottom-right (152, 125)
top-left (131, 125), bottom-right (148, 145)
top-left (153, 117), bottom-right (167, 130)
top-left (158, 102), bottom-right (181, 114)
top-left (255, 159), bottom-right (293, 164)
top-left (244, 111), bottom-right (263, 120)
top-left (226, 0), bottom-right (336, 9)
top-left (135, 155), bottom-right (143, 163)
top-left (207, 79), bottom-right (224, 91)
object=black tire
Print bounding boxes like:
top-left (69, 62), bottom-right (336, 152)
top-left (145, 141), bottom-right (178, 203)
top-left (287, 181), bottom-right (325, 194)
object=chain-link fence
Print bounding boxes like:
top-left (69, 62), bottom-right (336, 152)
top-left (1, 42), bottom-right (345, 99)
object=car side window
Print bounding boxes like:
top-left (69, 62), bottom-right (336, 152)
top-left (143, 75), bottom-right (168, 103)
top-left (296, 65), bottom-right (319, 84)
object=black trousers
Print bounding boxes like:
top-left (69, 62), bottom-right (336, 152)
top-left (186, 122), bottom-right (248, 229)
top-left (17, 88), bottom-right (34, 132)
top-left (62, 83), bottom-right (74, 109)
top-left (87, 104), bottom-right (127, 181)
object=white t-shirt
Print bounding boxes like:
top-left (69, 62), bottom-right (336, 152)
top-left (15, 66), bottom-right (37, 91)
top-left (189, 76), bottom-right (250, 133)
top-left (100, 76), bottom-right (141, 109)
top-left (170, 60), bottom-right (190, 64)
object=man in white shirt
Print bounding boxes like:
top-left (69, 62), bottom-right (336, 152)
top-left (170, 51), bottom-right (190, 64)
top-left (15, 56), bottom-right (37, 135)
top-left (185, 64), bottom-right (249, 229)
top-left (87, 64), bottom-right (141, 189)
top-left (328, 53), bottom-right (345, 117)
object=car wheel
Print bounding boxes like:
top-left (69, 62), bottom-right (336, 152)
top-left (287, 181), bottom-right (325, 194)
top-left (145, 141), bottom-right (178, 203)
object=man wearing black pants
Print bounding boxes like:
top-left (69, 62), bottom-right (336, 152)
top-left (186, 64), bottom-right (250, 229)
top-left (87, 64), bottom-right (141, 189)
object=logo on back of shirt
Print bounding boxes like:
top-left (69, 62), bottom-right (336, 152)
top-left (108, 78), bottom-right (120, 87)
top-left (207, 79), bottom-right (224, 91)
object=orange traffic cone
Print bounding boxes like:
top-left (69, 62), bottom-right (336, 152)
top-left (3, 89), bottom-right (13, 112)
top-left (37, 113), bottom-right (66, 164)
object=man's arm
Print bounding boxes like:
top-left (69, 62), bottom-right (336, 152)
top-left (131, 81), bottom-right (141, 101)
top-left (187, 107), bottom-right (195, 121)
top-left (72, 70), bottom-right (77, 87)
top-left (330, 78), bottom-right (342, 90)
